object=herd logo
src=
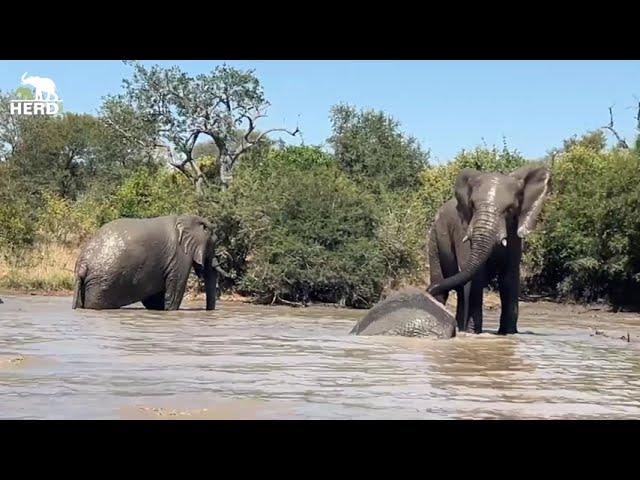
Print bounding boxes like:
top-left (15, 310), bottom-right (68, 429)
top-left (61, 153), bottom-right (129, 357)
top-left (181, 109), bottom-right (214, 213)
top-left (10, 72), bottom-right (62, 115)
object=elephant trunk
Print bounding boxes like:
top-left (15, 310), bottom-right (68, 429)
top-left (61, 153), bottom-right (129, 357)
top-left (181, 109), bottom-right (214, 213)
top-left (428, 205), bottom-right (499, 296)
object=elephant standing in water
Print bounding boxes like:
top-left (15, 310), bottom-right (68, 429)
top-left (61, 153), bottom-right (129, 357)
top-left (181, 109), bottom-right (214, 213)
top-left (73, 215), bottom-right (225, 311)
top-left (427, 164), bottom-right (551, 335)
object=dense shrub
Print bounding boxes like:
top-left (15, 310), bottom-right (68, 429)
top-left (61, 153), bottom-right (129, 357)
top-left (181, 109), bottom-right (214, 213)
top-left (329, 104), bottom-right (430, 192)
top-left (0, 175), bottom-right (37, 251)
top-left (198, 146), bottom-right (424, 307)
top-left (108, 168), bottom-right (198, 220)
top-left (524, 138), bottom-right (640, 305)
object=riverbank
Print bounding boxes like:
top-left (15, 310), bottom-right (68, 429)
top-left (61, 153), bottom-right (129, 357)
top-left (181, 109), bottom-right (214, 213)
top-left (1, 284), bottom-right (636, 322)
top-left (1, 243), bottom-right (637, 316)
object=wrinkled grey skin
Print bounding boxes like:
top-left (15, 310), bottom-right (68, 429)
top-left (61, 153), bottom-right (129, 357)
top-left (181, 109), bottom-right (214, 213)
top-left (73, 214), bottom-right (225, 311)
top-left (350, 287), bottom-right (457, 338)
top-left (427, 164), bottom-right (551, 335)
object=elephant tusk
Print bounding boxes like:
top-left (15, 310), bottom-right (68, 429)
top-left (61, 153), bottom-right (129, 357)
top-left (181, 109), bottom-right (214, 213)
top-left (462, 235), bottom-right (470, 243)
top-left (501, 238), bottom-right (508, 247)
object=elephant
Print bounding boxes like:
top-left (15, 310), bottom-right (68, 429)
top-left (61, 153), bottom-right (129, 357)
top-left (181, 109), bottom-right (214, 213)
top-left (72, 214), bottom-right (226, 311)
top-left (21, 72), bottom-right (59, 102)
top-left (350, 287), bottom-right (457, 338)
top-left (427, 163), bottom-right (551, 335)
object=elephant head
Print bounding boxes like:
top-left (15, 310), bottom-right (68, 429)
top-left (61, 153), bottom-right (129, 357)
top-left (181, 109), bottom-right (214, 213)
top-left (175, 215), bottom-right (224, 310)
top-left (428, 164), bottom-right (551, 296)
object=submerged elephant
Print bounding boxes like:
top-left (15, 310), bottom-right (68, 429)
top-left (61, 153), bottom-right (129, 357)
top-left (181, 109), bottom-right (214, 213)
top-left (350, 287), bottom-right (456, 338)
top-left (73, 214), bottom-right (226, 311)
top-left (427, 163), bottom-right (551, 334)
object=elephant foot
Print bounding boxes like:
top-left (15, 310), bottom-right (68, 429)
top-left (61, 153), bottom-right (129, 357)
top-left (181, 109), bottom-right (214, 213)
top-left (464, 320), bottom-right (482, 334)
top-left (142, 291), bottom-right (167, 310)
top-left (497, 327), bottom-right (518, 335)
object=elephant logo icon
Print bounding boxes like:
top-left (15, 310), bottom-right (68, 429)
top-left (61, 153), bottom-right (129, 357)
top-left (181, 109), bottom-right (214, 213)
top-left (9, 72), bottom-right (62, 115)
top-left (20, 72), bottom-right (60, 102)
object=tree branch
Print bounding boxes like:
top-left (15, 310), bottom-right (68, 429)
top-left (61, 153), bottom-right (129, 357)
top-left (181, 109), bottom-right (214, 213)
top-left (104, 117), bottom-right (152, 149)
top-left (241, 126), bottom-right (299, 154)
top-left (602, 106), bottom-right (629, 149)
top-left (240, 112), bottom-right (267, 143)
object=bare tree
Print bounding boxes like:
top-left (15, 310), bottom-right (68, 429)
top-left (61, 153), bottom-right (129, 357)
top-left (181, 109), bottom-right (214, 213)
top-left (602, 105), bottom-right (629, 149)
top-left (102, 62), bottom-right (299, 193)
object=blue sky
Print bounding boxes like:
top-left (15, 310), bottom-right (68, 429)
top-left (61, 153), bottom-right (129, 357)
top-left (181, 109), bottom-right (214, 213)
top-left (1, 60), bottom-right (638, 162)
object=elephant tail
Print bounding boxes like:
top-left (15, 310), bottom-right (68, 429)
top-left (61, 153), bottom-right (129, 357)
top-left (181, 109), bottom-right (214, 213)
top-left (72, 264), bottom-right (87, 309)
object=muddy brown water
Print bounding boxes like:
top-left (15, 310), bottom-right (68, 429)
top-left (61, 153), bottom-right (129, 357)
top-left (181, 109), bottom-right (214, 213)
top-left (1, 294), bottom-right (639, 419)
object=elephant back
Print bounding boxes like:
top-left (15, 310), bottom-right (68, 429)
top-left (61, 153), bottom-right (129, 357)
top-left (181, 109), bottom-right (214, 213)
top-left (350, 287), bottom-right (456, 338)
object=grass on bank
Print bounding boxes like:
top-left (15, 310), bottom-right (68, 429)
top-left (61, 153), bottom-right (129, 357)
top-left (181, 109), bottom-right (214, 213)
top-left (0, 243), bottom-right (77, 293)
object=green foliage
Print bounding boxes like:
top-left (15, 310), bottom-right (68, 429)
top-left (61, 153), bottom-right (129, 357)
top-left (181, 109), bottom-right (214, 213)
top-left (562, 130), bottom-right (607, 152)
top-left (36, 192), bottom-right (95, 245)
top-left (329, 104), bottom-right (430, 191)
top-left (104, 61), bottom-right (291, 189)
top-left (15, 86), bottom-right (34, 100)
top-left (524, 133), bottom-right (640, 304)
top-left (3, 112), bottom-right (127, 200)
top-left (197, 145), bottom-right (422, 307)
top-left (0, 169), bottom-right (37, 251)
top-left (419, 143), bottom-right (527, 224)
top-left (109, 168), bottom-right (198, 219)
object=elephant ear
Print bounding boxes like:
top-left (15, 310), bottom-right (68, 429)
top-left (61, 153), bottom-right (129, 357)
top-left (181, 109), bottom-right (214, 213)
top-left (176, 215), bottom-right (213, 267)
top-left (510, 164), bottom-right (551, 238)
top-left (454, 168), bottom-right (482, 222)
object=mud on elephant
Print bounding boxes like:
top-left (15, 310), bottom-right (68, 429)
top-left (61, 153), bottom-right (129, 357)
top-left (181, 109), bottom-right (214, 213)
top-left (73, 214), bottom-right (227, 311)
top-left (427, 163), bottom-right (551, 335)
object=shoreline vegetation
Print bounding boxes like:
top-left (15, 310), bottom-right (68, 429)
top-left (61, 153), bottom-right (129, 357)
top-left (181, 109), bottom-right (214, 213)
top-left (2, 62), bottom-right (639, 312)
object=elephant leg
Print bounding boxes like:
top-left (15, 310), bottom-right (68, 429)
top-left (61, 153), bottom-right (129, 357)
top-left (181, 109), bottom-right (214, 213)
top-left (430, 262), bottom-right (448, 306)
top-left (452, 239), bottom-right (472, 331)
top-left (455, 282), bottom-right (471, 332)
top-left (497, 273), bottom-right (519, 334)
top-left (497, 244), bottom-right (521, 334)
top-left (467, 281), bottom-right (484, 334)
top-left (429, 262), bottom-right (447, 305)
top-left (142, 290), bottom-right (167, 311)
top-left (435, 250), bottom-right (459, 306)
top-left (163, 262), bottom-right (192, 311)
top-left (428, 229), bottom-right (448, 305)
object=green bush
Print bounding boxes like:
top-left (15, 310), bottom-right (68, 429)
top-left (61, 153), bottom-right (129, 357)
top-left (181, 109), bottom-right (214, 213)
top-left (0, 171), bottom-right (38, 251)
top-left (199, 146), bottom-right (423, 307)
top-left (109, 168), bottom-right (198, 220)
top-left (524, 137), bottom-right (640, 305)
top-left (329, 104), bottom-right (430, 192)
